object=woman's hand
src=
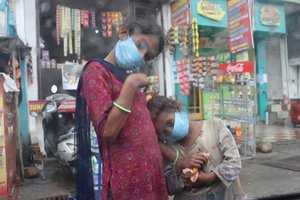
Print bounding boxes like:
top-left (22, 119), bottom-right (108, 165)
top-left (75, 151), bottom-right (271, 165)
top-left (125, 73), bottom-right (149, 89)
top-left (178, 153), bottom-right (208, 169)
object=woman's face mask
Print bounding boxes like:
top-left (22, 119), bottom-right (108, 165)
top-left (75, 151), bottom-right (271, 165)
top-left (115, 37), bottom-right (145, 72)
top-left (158, 112), bottom-right (189, 143)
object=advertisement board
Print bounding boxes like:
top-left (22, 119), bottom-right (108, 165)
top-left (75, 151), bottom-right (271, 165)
top-left (62, 64), bottom-right (83, 90)
top-left (0, 83), bottom-right (7, 195)
top-left (29, 100), bottom-right (76, 113)
top-left (203, 91), bottom-right (220, 119)
top-left (254, 2), bottom-right (285, 34)
top-left (227, 0), bottom-right (253, 53)
top-left (171, 0), bottom-right (190, 25)
top-left (219, 61), bottom-right (254, 74)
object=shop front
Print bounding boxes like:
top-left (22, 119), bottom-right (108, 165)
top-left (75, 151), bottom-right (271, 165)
top-left (167, 0), bottom-right (257, 159)
top-left (253, 1), bottom-right (287, 122)
top-left (25, 0), bottom-right (167, 157)
top-left (37, 0), bottom-right (164, 99)
top-left (27, 1), bottom-right (168, 197)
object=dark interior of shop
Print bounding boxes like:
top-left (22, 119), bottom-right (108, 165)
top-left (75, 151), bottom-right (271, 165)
top-left (39, 0), bottom-right (126, 62)
top-left (38, 0), bottom-right (160, 99)
top-left (287, 11), bottom-right (300, 60)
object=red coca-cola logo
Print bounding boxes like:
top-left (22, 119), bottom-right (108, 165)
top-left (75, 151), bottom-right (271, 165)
top-left (226, 63), bottom-right (244, 73)
top-left (219, 61), bottom-right (254, 74)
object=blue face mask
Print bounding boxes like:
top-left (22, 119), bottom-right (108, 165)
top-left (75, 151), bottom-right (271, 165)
top-left (115, 37), bottom-right (145, 72)
top-left (166, 112), bottom-right (189, 143)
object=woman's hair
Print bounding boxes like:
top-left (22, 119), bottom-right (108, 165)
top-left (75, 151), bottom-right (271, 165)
top-left (122, 19), bottom-right (165, 57)
top-left (147, 95), bottom-right (182, 120)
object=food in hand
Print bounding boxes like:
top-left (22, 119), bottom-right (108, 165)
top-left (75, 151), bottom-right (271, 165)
top-left (183, 167), bottom-right (199, 183)
top-left (201, 152), bottom-right (210, 159)
top-left (182, 152), bottom-right (210, 183)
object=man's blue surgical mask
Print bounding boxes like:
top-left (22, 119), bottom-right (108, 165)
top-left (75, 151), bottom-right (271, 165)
top-left (167, 112), bottom-right (189, 143)
top-left (115, 37), bottom-right (145, 72)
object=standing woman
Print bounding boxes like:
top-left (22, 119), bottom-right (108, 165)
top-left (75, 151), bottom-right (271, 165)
top-left (75, 19), bottom-right (168, 200)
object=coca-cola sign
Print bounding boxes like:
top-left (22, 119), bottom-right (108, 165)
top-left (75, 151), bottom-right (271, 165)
top-left (219, 61), bottom-right (254, 74)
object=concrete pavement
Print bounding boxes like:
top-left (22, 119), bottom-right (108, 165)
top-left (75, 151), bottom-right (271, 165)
top-left (13, 124), bottom-right (300, 200)
top-left (240, 139), bottom-right (300, 199)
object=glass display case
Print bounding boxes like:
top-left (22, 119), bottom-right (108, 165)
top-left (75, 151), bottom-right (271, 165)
top-left (217, 61), bottom-right (256, 160)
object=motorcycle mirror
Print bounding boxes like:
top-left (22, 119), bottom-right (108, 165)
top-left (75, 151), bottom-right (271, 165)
top-left (30, 111), bottom-right (39, 117)
top-left (51, 85), bottom-right (58, 94)
top-left (45, 101), bottom-right (57, 113)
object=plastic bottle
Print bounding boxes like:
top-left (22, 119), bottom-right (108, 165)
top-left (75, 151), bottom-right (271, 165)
top-left (231, 89), bottom-right (235, 98)
top-left (235, 123), bottom-right (242, 143)
top-left (91, 155), bottom-right (99, 195)
top-left (239, 90), bottom-right (243, 99)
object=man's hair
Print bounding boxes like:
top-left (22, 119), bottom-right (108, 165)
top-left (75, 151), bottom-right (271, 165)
top-left (147, 95), bottom-right (182, 120)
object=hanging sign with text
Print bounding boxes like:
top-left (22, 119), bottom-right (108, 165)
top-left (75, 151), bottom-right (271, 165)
top-left (171, 0), bottom-right (190, 25)
top-left (29, 100), bottom-right (76, 113)
top-left (0, 83), bottom-right (7, 195)
top-left (227, 0), bottom-right (253, 53)
top-left (197, 1), bottom-right (226, 22)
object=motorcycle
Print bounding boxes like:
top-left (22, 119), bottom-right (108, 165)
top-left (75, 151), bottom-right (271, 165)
top-left (30, 87), bottom-right (101, 195)
top-left (31, 92), bottom-right (77, 171)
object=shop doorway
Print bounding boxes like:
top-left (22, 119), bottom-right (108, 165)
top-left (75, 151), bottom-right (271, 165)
top-left (265, 36), bottom-right (283, 100)
top-left (188, 84), bottom-right (203, 120)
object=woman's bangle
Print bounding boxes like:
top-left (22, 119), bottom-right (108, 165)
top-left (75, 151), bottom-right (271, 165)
top-left (113, 102), bottom-right (132, 113)
top-left (173, 149), bottom-right (179, 166)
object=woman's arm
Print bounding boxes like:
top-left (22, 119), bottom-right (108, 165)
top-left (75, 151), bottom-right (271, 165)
top-left (102, 73), bottom-right (149, 142)
top-left (211, 119), bottom-right (242, 188)
top-left (83, 63), bottom-right (149, 143)
top-left (159, 141), bottom-right (178, 163)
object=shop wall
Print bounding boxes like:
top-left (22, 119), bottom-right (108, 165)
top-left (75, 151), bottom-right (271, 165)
top-left (286, 11), bottom-right (300, 98)
top-left (0, 0), bottom-right (17, 36)
top-left (288, 66), bottom-right (299, 98)
top-left (287, 11), bottom-right (300, 60)
top-left (0, 0), bottom-right (35, 148)
top-left (14, 0), bottom-right (42, 150)
top-left (15, 0), bottom-right (38, 101)
top-left (279, 36), bottom-right (291, 100)
top-left (255, 40), bottom-right (268, 121)
top-left (253, 0), bottom-right (288, 121)
top-left (160, 4), bottom-right (175, 98)
top-left (19, 60), bottom-right (30, 145)
top-left (173, 44), bottom-right (189, 109)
